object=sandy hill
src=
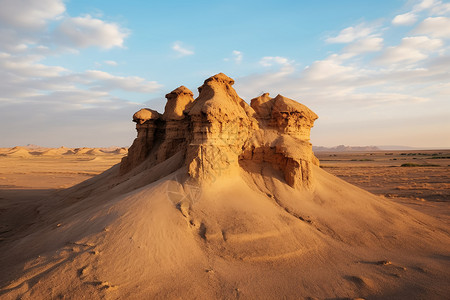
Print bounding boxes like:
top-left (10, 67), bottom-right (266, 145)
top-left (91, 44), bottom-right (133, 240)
top-left (38, 146), bottom-right (72, 156)
top-left (72, 147), bottom-right (93, 155)
top-left (85, 148), bottom-right (105, 156)
top-left (63, 149), bottom-right (76, 155)
top-left (110, 147), bottom-right (128, 155)
top-left (0, 73), bottom-right (449, 299)
top-left (2, 147), bottom-right (32, 158)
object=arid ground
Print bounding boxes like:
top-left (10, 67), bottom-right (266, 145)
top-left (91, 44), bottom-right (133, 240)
top-left (0, 147), bottom-right (126, 244)
top-left (316, 149), bottom-right (450, 224)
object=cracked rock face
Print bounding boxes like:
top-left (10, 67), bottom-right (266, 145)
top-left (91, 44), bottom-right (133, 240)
top-left (120, 73), bottom-right (318, 190)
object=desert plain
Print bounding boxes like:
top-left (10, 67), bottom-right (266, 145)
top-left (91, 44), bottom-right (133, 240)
top-left (316, 149), bottom-right (450, 224)
top-left (0, 147), bottom-right (127, 246)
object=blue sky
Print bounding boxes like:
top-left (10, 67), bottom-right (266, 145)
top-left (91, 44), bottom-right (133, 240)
top-left (0, 0), bottom-right (449, 147)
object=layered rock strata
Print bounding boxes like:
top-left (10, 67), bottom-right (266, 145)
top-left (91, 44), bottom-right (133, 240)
top-left (120, 73), bottom-right (318, 189)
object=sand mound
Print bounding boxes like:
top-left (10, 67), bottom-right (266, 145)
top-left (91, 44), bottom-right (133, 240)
top-left (63, 149), bottom-right (76, 155)
top-left (1, 73), bottom-right (449, 299)
top-left (3, 147), bottom-right (32, 158)
top-left (85, 148), bottom-right (105, 156)
top-left (38, 147), bottom-right (71, 156)
top-left (111, 147), bottom-right (128, 154)
top-left (72, 147), bottom-right (93, 155)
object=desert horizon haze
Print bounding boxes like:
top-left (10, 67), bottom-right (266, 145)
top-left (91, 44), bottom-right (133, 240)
top-left (0, 0), bottom-right (449, 148)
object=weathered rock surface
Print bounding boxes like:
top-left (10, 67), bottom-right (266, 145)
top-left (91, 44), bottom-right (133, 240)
top-left (163, 86), bottom-right (194, 120)
top-left (120, 73), bottom-right (318, 189)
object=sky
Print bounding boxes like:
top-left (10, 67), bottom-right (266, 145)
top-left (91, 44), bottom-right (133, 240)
top-left (0, 0), bottom-right (449, 148)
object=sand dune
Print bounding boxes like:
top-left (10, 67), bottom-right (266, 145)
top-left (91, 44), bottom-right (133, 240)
top-left (85, 148), bottom-right (105, 156)
top-left (0, 146), bottom-right (128, 158)
top-left (110, 147), bottom-right (128, 155)
top-left (0, 74), bottom-right (448, 299)
top-left (72, 147), bottom-right (92, 155)
top-left (37, 147), bottom-right (71, 156)
top-left (2, 147), bottom-right (32, 158)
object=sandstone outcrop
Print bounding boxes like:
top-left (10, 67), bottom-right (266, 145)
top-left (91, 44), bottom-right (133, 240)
top-left (120, 73), bottom-right (318, 189)
top-left (163, 86), bottom-right (194, 120)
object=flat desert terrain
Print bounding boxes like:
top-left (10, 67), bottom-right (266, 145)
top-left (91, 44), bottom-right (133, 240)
top-left (0, 148), bottom-right (126, 190)
top-left (316, 149), bottom-right (450, 224)
top-left (0, 147), bottom-right (126, 243)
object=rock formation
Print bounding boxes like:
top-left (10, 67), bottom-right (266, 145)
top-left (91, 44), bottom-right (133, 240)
top-left (120, 73), bottom-right (318, 189)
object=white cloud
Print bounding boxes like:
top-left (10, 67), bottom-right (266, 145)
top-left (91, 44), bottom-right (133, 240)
top-left (0, 52), bottom-right (162, 104)
top-left (302, 55), bottom-right (358, 82)
top-left (0, 52), bottom-right (67, 78)
top-left (259, 56), bottom-right (295, 78)
top-left (326, 24), bottom-right (376, 44)
top-left (172, 41), bottom-right (194, 57)
top-left (344, 37), bottom-right (384, 56)
top-left (429, 1), bottom-right (450, 14)
top-left (104, 60), bottom-right (118, 66)
top-left (54, 15), bottom-right (129, 49)
top-left (376, 36), bottom-right (443, 64)
top-left (392, 12), bottom-right (418, 25)
top-left (259, 56), bottom-right (290, 67)
top-left (0, 0), bottom-right (65, 28)
top-left (413, 0), bottom-right (437, 11)
top-left (0, 2), bottom-right (130, 54)
top-left (408, 0), bottom-right (450, 16)
top-left (83, 70), bottom-right (162, 93)
top-left (414, 17), bottom-right (450, 38)
top-left (390, 0), bottom-right (450, 28)
top-left (232, 50), bottom-right (243, 64)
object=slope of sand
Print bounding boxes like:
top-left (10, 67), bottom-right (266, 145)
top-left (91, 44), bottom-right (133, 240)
top-left (37, 147), bottom-right (71, 156)
top-left (2, 147), bottom-right (32, 158)
top-left (0, 160), bottom-right (449, 299)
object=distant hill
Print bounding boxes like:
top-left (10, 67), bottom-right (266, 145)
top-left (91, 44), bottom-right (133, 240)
top-left (377, 145), bottom-right (422, 150)
top-left (313, 145), bottom-right (380, 152)
top-left (25, 144), bottom-right (43, 149)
